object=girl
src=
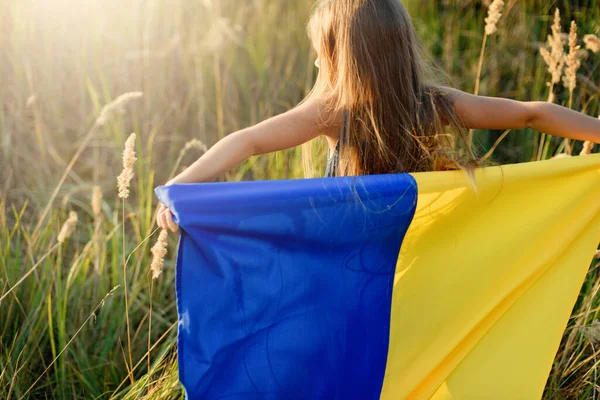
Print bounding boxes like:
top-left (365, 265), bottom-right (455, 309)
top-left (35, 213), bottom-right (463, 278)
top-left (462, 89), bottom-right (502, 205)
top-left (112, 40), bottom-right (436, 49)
top-left (157, 0), bottom-right (600, 233)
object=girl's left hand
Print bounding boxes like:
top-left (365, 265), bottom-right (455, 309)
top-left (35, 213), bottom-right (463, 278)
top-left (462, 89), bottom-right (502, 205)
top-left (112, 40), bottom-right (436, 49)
top-left (156, 202), bottom-right (179, 233)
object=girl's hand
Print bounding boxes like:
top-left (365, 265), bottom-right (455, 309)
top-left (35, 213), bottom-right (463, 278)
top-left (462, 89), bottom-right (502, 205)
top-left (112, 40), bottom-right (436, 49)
top-left (156, 202), bottom-right (179, 233)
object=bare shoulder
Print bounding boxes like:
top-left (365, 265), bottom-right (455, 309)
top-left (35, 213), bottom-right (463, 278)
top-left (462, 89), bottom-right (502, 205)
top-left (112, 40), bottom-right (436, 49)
top-left (295, 97), bottom-right (343, 140)
top-left (436, 86), bottom-right (472, 104)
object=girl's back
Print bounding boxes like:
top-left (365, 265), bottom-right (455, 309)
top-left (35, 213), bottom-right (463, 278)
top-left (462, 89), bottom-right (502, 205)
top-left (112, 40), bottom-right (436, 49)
top-left (306, 0), bottom-right (479, 178)
top-left (156, 0), bottom-right (600, 232)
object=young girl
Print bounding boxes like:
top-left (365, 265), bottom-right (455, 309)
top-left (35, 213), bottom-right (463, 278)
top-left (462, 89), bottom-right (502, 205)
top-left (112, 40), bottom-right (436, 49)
top-left (157, 0), bottom-right (600, 233)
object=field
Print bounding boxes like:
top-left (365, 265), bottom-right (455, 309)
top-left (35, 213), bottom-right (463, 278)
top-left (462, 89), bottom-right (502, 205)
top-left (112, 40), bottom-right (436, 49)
top-left (1, 0), bottom-right (600, 398)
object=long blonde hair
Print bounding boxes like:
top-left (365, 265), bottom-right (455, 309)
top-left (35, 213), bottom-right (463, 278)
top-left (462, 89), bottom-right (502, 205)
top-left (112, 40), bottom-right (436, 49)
top-left (303, 0), bottom-right (485, 179)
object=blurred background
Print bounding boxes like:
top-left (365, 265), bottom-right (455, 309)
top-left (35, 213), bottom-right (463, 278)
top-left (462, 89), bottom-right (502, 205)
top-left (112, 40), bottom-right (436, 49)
top-left (1, 0), bottom-right (600, 398)
top-left (2, 0), bottom-right (599, 206)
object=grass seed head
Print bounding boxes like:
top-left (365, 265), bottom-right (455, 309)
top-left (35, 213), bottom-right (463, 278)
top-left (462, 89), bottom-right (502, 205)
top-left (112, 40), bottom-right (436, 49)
top-left (26, 94), bottom-right (37, 108)
top-left (183, 139), bottom-right (209, 153)
top-left (579, 141), bottom-right (594, 156)
top-left (58, 211), bottom-right (78, 243)
top-left (122, 133), bottom-right (137, 169)
top-left (95, 92), bottom-right (143, 126)
top-left (92, 186), bottom-right (102, 216)
top-left (540, 8), bottom-right (566, 86)
top-left (150, 229), bottom-right (169, 279)
top-left (584, 34), bottom-right (600, 53)
top-left (117, 168), bottom-right (134, 199)
top-left (582, 319), bottom-right (600, 344)
top-left (117, 133), bottom-right (137, 199)
top-left (562, 20), bottom-right (582, 93)
top-left (484, 0), bottom-right (505, 36)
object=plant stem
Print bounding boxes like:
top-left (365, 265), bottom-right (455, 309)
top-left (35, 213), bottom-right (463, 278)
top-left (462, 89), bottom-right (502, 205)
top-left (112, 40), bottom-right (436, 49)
top-left (123, 199), bottom-right (134, 385)
top-left (148, 277), bottom-right (153, 375)
top-left (469, 33), bottom-right (488, 148)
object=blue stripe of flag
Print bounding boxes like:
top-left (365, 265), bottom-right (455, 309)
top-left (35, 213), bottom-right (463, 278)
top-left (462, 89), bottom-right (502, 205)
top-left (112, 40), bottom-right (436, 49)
top-left (155, 174), bottom-right (417, 400)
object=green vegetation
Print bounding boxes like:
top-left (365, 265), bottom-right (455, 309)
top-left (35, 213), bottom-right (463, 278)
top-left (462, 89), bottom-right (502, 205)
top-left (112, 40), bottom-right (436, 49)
top-left (1, 0), bottom-right (599, 398)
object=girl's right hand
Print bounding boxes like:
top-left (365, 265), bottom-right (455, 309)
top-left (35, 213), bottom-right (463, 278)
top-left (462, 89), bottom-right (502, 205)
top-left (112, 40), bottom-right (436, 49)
top-left (156, 202), bottom-right (179, 233)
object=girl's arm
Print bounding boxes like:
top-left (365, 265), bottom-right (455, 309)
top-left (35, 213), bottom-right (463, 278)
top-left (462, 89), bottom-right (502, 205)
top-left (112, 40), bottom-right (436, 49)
top-left (157, 98), bottom-right (340, 232)
top-left (441, 86), bottom-right (600, 143)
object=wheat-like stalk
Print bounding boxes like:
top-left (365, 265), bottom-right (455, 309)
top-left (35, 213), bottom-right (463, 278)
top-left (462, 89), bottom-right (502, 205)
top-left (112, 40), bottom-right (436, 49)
top-left (26, 94), bottom-right (36, 108)
top-left (484, 0), bottom-right (505, 36)
top-left (542, 9), bottom-right (566, 87)
top-left (91, 186), bottom-right (103, 274)
top-left (150, 229), bottom-right (169, 279)
top-left (563, 20), bottom-right (582, 95)
top-left (117, 133), bottom-right (137, 199)
top-left (536, 8), bottom-right (565, 160)
top-left (168, 139), bottom-right (209, 180)
top-left (584, 34), bottom-right (600, 53)
top-left (580, 141), bottom-right (594, 155)
top-left (30, 92), bottom-right (143, 244)
top-left (57, 211), bottom-right (78, 243)
top-left (470, 0), bottom-right (505, 147)
top-left (182, 138), bottom-right (209, 153)
top-left (117, 132), bottom-right (138, 384)
top-left (117, 169), bottom-right (134, 199)
top-left (96, 92), bottom-right (143, 126)
top-left (92, 186), bottom-right (102, 216)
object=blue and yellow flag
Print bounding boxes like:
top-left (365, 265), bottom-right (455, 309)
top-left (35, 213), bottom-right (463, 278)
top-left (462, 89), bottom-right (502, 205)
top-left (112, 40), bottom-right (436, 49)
top-left (155, 153), bottom-right (600, 400)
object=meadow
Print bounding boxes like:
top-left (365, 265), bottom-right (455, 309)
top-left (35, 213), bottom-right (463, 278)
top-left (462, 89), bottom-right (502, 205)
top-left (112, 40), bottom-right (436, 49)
top-left (1, 0), bottom-right (600, 398)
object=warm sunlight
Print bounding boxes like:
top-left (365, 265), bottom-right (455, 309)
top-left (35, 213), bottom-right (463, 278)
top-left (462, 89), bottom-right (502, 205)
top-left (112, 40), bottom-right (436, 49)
top-left (2, 1), bottom-right (600, 399)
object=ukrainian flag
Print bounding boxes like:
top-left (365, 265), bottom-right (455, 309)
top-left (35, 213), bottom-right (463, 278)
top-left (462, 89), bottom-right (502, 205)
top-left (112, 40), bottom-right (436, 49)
top-left (155, 153), bottom-right (600, 400)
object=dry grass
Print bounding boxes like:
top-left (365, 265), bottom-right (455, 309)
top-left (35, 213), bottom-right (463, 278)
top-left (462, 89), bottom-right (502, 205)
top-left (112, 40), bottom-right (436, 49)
top-left (1, 1), bottom-right (599, 399)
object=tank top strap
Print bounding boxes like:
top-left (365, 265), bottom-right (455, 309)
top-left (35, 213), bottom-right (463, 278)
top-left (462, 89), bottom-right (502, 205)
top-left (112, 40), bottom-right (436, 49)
top-left (324, 110), bottom-right (348, 177)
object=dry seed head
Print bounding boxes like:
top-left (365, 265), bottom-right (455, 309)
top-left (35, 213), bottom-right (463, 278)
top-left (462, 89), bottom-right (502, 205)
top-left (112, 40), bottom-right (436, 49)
top-left (92, 186), bottom-right (102, 216)
top-left (150, 229), bottom-right (169, 279)
top-left (539, 47), bottom-right (553, 70)
top-left (484, 0), bottom-right (505, 36)
top-left (58, 211), bottom-right (78, 243)
top-left (117, 133), bottom-right (137, 199)
top-left (541, 8), bottom-right (565, 86)
top-left (95, 92), bottom-right (143, 126)
top-left (562, 21), bottom-right (582, 93)
top-left (183, 139), bottom-right (209, 153)
top-left (595, 249), bottom-right (600, 259)
top-left (582, 319), bottom-right (600, 343)
top-left (117, 168), bottom-right (134, 199)
top-left (122, 133), bottom-right (137, 169)
top-left (26, 94), bottom-right (37, 108)
top-left (580, 141), bottom-right (594, 155)
top-left (61, 193), bottom-right (71, 207)
top-left (101, 285), bottom-right (121, 308)
top-left (584, 34), bottom-right (600, 53)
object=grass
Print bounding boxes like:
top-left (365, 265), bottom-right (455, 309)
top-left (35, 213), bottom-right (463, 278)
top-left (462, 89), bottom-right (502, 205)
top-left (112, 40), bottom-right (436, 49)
top-left (1, 0), bottom-right (600, 398)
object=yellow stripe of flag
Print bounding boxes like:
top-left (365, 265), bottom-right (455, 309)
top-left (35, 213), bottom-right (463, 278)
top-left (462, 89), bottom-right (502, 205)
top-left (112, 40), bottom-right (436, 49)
top-left (382, 153), bottom-right (600, 399)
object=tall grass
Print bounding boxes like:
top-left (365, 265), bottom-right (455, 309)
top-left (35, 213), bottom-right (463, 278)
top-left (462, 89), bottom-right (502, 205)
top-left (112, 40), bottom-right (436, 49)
top-left (1, 0), bottom-right (600, 398)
